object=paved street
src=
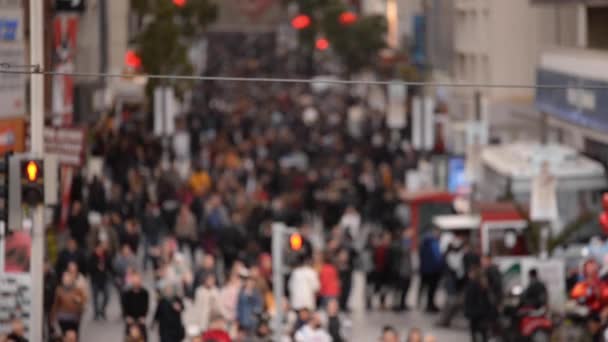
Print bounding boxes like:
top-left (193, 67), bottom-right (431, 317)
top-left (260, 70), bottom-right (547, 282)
top-left (80, 271), bottom-right (469, 341)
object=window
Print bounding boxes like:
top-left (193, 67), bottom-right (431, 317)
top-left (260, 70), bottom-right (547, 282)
top-left (587, 7), bottom-right (608, 50)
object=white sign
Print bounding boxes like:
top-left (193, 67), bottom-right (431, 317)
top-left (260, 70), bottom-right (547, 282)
top-left (0, 43), bottom-right (25, 117)
top-left (0, 274), bottom-right (31, 337)
top-left (154, 87), bottom-right (179, 136)
top-left (387, 81), bottom-right (407, 129)
top-left (412, 96), bottom-right (435, 150)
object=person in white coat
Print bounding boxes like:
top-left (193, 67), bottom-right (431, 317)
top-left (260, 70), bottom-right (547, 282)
top-left (294, 311), bottom-right (333, 342)
top-left (193, 274), bottom-right (221, 332)
top-left (289, 258), bottom-right (320, 311)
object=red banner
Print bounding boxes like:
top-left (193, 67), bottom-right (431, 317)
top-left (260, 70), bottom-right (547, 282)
top-left (52, 15), bottom-right (78, 126)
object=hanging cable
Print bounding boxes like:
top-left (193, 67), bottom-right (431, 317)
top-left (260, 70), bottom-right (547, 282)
top-left (1, 62), bottom-right (607, 90)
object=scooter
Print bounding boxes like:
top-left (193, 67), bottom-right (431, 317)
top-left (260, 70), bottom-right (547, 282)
top-left (500, 285), bottom-right (553, 342)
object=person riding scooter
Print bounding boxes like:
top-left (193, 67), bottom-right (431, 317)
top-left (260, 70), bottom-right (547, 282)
top-left (571, 259), bottom-right (608, 315)
top-left (521, 269), bottom-right (548, 310)
top-left (501, 269), bottom-right (552, 342)
top-left (569, 259), bottom-right (608, 341)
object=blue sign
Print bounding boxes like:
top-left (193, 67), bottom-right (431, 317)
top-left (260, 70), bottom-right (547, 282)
top-left (0, 18), bottom-right (19, 42)
top-left (448, 156), bottom-right (468, 193)
top-left (536, 68), bottom-right (608, 133)
top-left (412, 15), bottom-right (426, 66)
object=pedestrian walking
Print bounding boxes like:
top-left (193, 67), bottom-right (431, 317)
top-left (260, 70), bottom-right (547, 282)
top-left (121, 273), bottom-right (150, 338)
top-left (464, 265), bottom-right (493, 342)
top-left (51, 272), bottom-right (86, 335)
top-left (153, 286), bottom-right (185, 342)
top-left (419, 228), bottom-right (443, 313)
top-left (389, 227), bottom-right (413, 312)
top-left (88, 242), bottom-right (111, 320)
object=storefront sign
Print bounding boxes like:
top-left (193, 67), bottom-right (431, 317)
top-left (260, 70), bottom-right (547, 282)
top-left (536, 68), bottom-right (608, 133)
top-left (26, 127), bottom-right (86, 166)
top-left (0, 117), bottom-right (24, 154)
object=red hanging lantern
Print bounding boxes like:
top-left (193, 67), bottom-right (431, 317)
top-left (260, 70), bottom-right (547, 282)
top-left (602, 193), bottom-right (608, 211)
top-left (173, 0), bottom-right (186, 7)
top-left (291, 14), bottom-right (312, 30)
top-left (315, 38), bottom-right (330, 51)
top-left (339, 11), bottom-right (358, 25)
top-left (600, 212), bottom-right (608, 233)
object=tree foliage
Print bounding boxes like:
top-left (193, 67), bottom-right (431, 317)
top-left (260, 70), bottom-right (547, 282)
top-left (130, 0), bottom-right (218, 98)
top-left (289, 0), bottom-right (387, 75)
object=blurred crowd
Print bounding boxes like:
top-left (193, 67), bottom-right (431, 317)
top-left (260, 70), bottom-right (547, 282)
top-left (1, 34), bottom-right (454, 342)
top-left (13, 64), bottom-right (435, 342)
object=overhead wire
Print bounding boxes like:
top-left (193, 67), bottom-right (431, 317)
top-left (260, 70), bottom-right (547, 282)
top-left (0, 63), bottom-right (607, 90)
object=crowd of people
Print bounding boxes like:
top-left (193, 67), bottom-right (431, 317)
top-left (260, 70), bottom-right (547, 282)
top-left (10, 51), bottom-right (440, 342)
top-left (2, 35), bottom-right (508, 342)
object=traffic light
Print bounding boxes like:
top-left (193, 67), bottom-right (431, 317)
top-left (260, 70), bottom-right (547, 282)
top-left (339, 11), bottom-right (358, 25)
top-left (291, 14), bottom-right (311, 30)
top-left (289, 233), bottom-right (303, 251)
top-left (0, 152), bottom-right (12, 223)
top-left (315, 38), bottom-right (330, 51)
top-left (20, 159), bottom-right (44, 206)
top-left (125, 50), bottom-right (142, 69)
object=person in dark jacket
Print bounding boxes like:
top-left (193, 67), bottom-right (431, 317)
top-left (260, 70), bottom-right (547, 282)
top-left (67, 201), bottom-right (90, 250)
top-left (88, 176), bottom-right (107, 213)
top-left (153, 286), bottom-right (185, 342)
top-left (141, 201), bottom-right (165, 270)
top-left (336, 248), bottom-right (353, 312)
top-left (419, 228), bottom-right (443, 313)
top-left (520, 268), bottom-right (547, 309)
top-left (389, 227), bottom-right (413, 312)
top-left (88, 242), bottom-right (111, 320)
top-left (464, 265), bottom-right (493, 342)
top-left (44, 261), bottom-right (58, 337)
top-left (56, 238), bottom-right (87, 279)
top-left (122, 273), bottom-right (149, 339)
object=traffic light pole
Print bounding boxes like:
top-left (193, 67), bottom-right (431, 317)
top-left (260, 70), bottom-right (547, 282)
top-left (271, 222), bottom-right (286, 342)
top-left (29, 0), bottom-right (46, 340)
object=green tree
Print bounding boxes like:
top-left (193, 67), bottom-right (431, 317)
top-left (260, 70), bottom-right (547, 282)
top-left (130, 0), bottom-right (217, 98)
top-left (287, 0), bottom-right (387, 76)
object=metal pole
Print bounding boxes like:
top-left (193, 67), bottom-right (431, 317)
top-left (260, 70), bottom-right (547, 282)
top-left (272, 222), bottom-right (285, 342)
top-left (29, 0), bottom-right (45, 341)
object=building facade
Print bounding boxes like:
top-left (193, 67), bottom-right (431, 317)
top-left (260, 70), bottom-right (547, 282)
top-left (533, 0), bottom-right (608, 167)
top-left (435, 0), bottom-right (581, 152)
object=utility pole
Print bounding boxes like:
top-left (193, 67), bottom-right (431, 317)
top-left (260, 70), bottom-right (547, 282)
top-left (29, 0), bottom-right (45, 340)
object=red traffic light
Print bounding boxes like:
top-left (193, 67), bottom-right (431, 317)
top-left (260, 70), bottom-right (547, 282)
top-left (125, 50), bottom-right (142, 69)
top-left (291, 14), bottom-right (311, 30)
top-left (173, 0), bottom-right (186, 7)
top-left (315, 38), bottom-right (330, 51)
top-left (289, 233), bottom-right (303, 251)
top-left (25, 161), bottom-right (39, 182)
top-left (339, 11), bottom-right (358, 25)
